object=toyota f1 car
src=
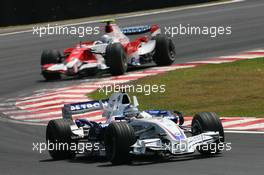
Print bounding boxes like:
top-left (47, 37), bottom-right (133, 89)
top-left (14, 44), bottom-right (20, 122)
top-left (46, 92), bottom-right (225, 164)
top-left (41, 20), bottom-right (176, 80)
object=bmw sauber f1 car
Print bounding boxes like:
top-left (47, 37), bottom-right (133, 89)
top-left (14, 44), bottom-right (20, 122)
top-left (41, 20), bottom-right (176, 80)
top-left (46, 92), bottom-right (224, 164)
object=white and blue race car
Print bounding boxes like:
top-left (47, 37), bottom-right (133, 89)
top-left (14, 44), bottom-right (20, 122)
top-left (46, 92), bottom-right (224, 164)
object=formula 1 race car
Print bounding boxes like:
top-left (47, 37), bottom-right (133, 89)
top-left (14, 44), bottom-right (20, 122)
top-left (46, 92), bottom-right (225, 164)
top-left (41, 20), bottom-right (176, 80)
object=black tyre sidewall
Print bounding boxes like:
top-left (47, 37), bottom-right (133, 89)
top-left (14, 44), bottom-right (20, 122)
top-left (104, 122), bottom-right (136, 164)
top-left (191, 112), bottom-right (224, 154)
top-left (46, 119), bottom-right (75, 160)
top-left (41, 49), bottom-right (62, 65)
top-left (105, 43), bottom-right (127, 75)
top-left (153, 35), bottom-right (176, 66)
top-left (41, 49), bottom-right (62, 80)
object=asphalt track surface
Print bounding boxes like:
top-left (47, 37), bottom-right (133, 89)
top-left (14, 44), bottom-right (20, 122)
top-left (0, 0), bottom-right (264, 174)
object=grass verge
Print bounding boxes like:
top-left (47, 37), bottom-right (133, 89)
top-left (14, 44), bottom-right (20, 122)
top-left (88, 57), bottom-right (264, 117)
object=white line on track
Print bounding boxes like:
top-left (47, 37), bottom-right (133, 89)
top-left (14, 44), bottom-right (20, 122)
top-left (187, 60), bottom-right (235, 64)
top-left (10, 111), bottom-right (61, 119)
top-left (19, 94), bottom-right (86, 102)
top-left (4, 105), bottom-right (63, 114)
top-left (226, 122), bottom-right (264, 130)
top-left (173, 65), bottom-right (197, 69)
top-left (16, 96), bottom-right (87, 104)
top-left (0, 0), bottom-right (244, 37)
top-left (222, 118), bottom-right (261, 127)
top-left (225, 130), bottom-right (264, 134)
top-left (218, 55), bottom-right (262, 59)
top-left (17, 99), bottom-right (80, 108)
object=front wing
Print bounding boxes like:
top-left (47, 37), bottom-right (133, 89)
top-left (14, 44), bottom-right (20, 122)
top-left (131, 131), bottom-right (220, 155)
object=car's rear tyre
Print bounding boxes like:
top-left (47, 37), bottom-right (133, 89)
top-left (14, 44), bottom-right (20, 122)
top-left (46, 119), bottom-right (76, 160)
top-left (191, 112), bottom-right (224, 154)
top-left (153, 35), bottom-right (176, 66)
top-left (41, 49), bottom-right (62, 80)
top-left (105, 43), bottom-right (128, 75)
top-left (104, 122), bottom-right (136, 164)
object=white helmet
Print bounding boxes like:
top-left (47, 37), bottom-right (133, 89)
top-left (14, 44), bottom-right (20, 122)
top-left (100, 35), bottom-right (112, 43)
top-left (124, 106), bottom-right (139, 118)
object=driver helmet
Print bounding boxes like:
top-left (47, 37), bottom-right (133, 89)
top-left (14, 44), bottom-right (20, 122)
top-left (123, 106), bottom-right (139, 118)
top-left (100, 35), bottom-right (112, 44)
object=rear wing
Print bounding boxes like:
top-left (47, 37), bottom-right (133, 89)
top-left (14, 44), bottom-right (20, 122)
top-left (62, 99), bottom-right (108, 119)
top-left (121, 25), bottom-right (160, 36)
top-left (121, 25), bottom-right (151, 35)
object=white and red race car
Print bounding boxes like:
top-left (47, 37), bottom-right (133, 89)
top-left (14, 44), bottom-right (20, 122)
top-left (41, 20), bottom-right (176, 80)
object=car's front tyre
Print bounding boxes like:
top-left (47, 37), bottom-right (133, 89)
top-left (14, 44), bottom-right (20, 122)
top-left (105, 43), bottom-right (128, 76)
top-left (191, 112), bottom-right (224, 154)
top-left (104, 122), bottom-right (136, 164)
top-left (46, 119), bottom-right (76, 160)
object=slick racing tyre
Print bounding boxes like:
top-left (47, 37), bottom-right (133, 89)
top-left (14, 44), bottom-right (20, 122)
top-left (153, 35), bottom-right (176, 66)
top-left (105, 43), bottom-right (128, 75)
top-left (104, 122), bottom-right (136, 164)
top-left (191, 112), bottom-right (224, 154)
top-left (46, 119), bottom-right (76, 160)
top-left (41, 49), bottom-right (62, 80)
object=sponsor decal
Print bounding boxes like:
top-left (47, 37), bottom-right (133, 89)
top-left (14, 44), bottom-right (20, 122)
top-left (69, 100), bottom-right (108, 111)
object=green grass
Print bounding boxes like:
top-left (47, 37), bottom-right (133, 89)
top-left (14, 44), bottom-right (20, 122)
top-left (88, 57), bottom-right (264, 117)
